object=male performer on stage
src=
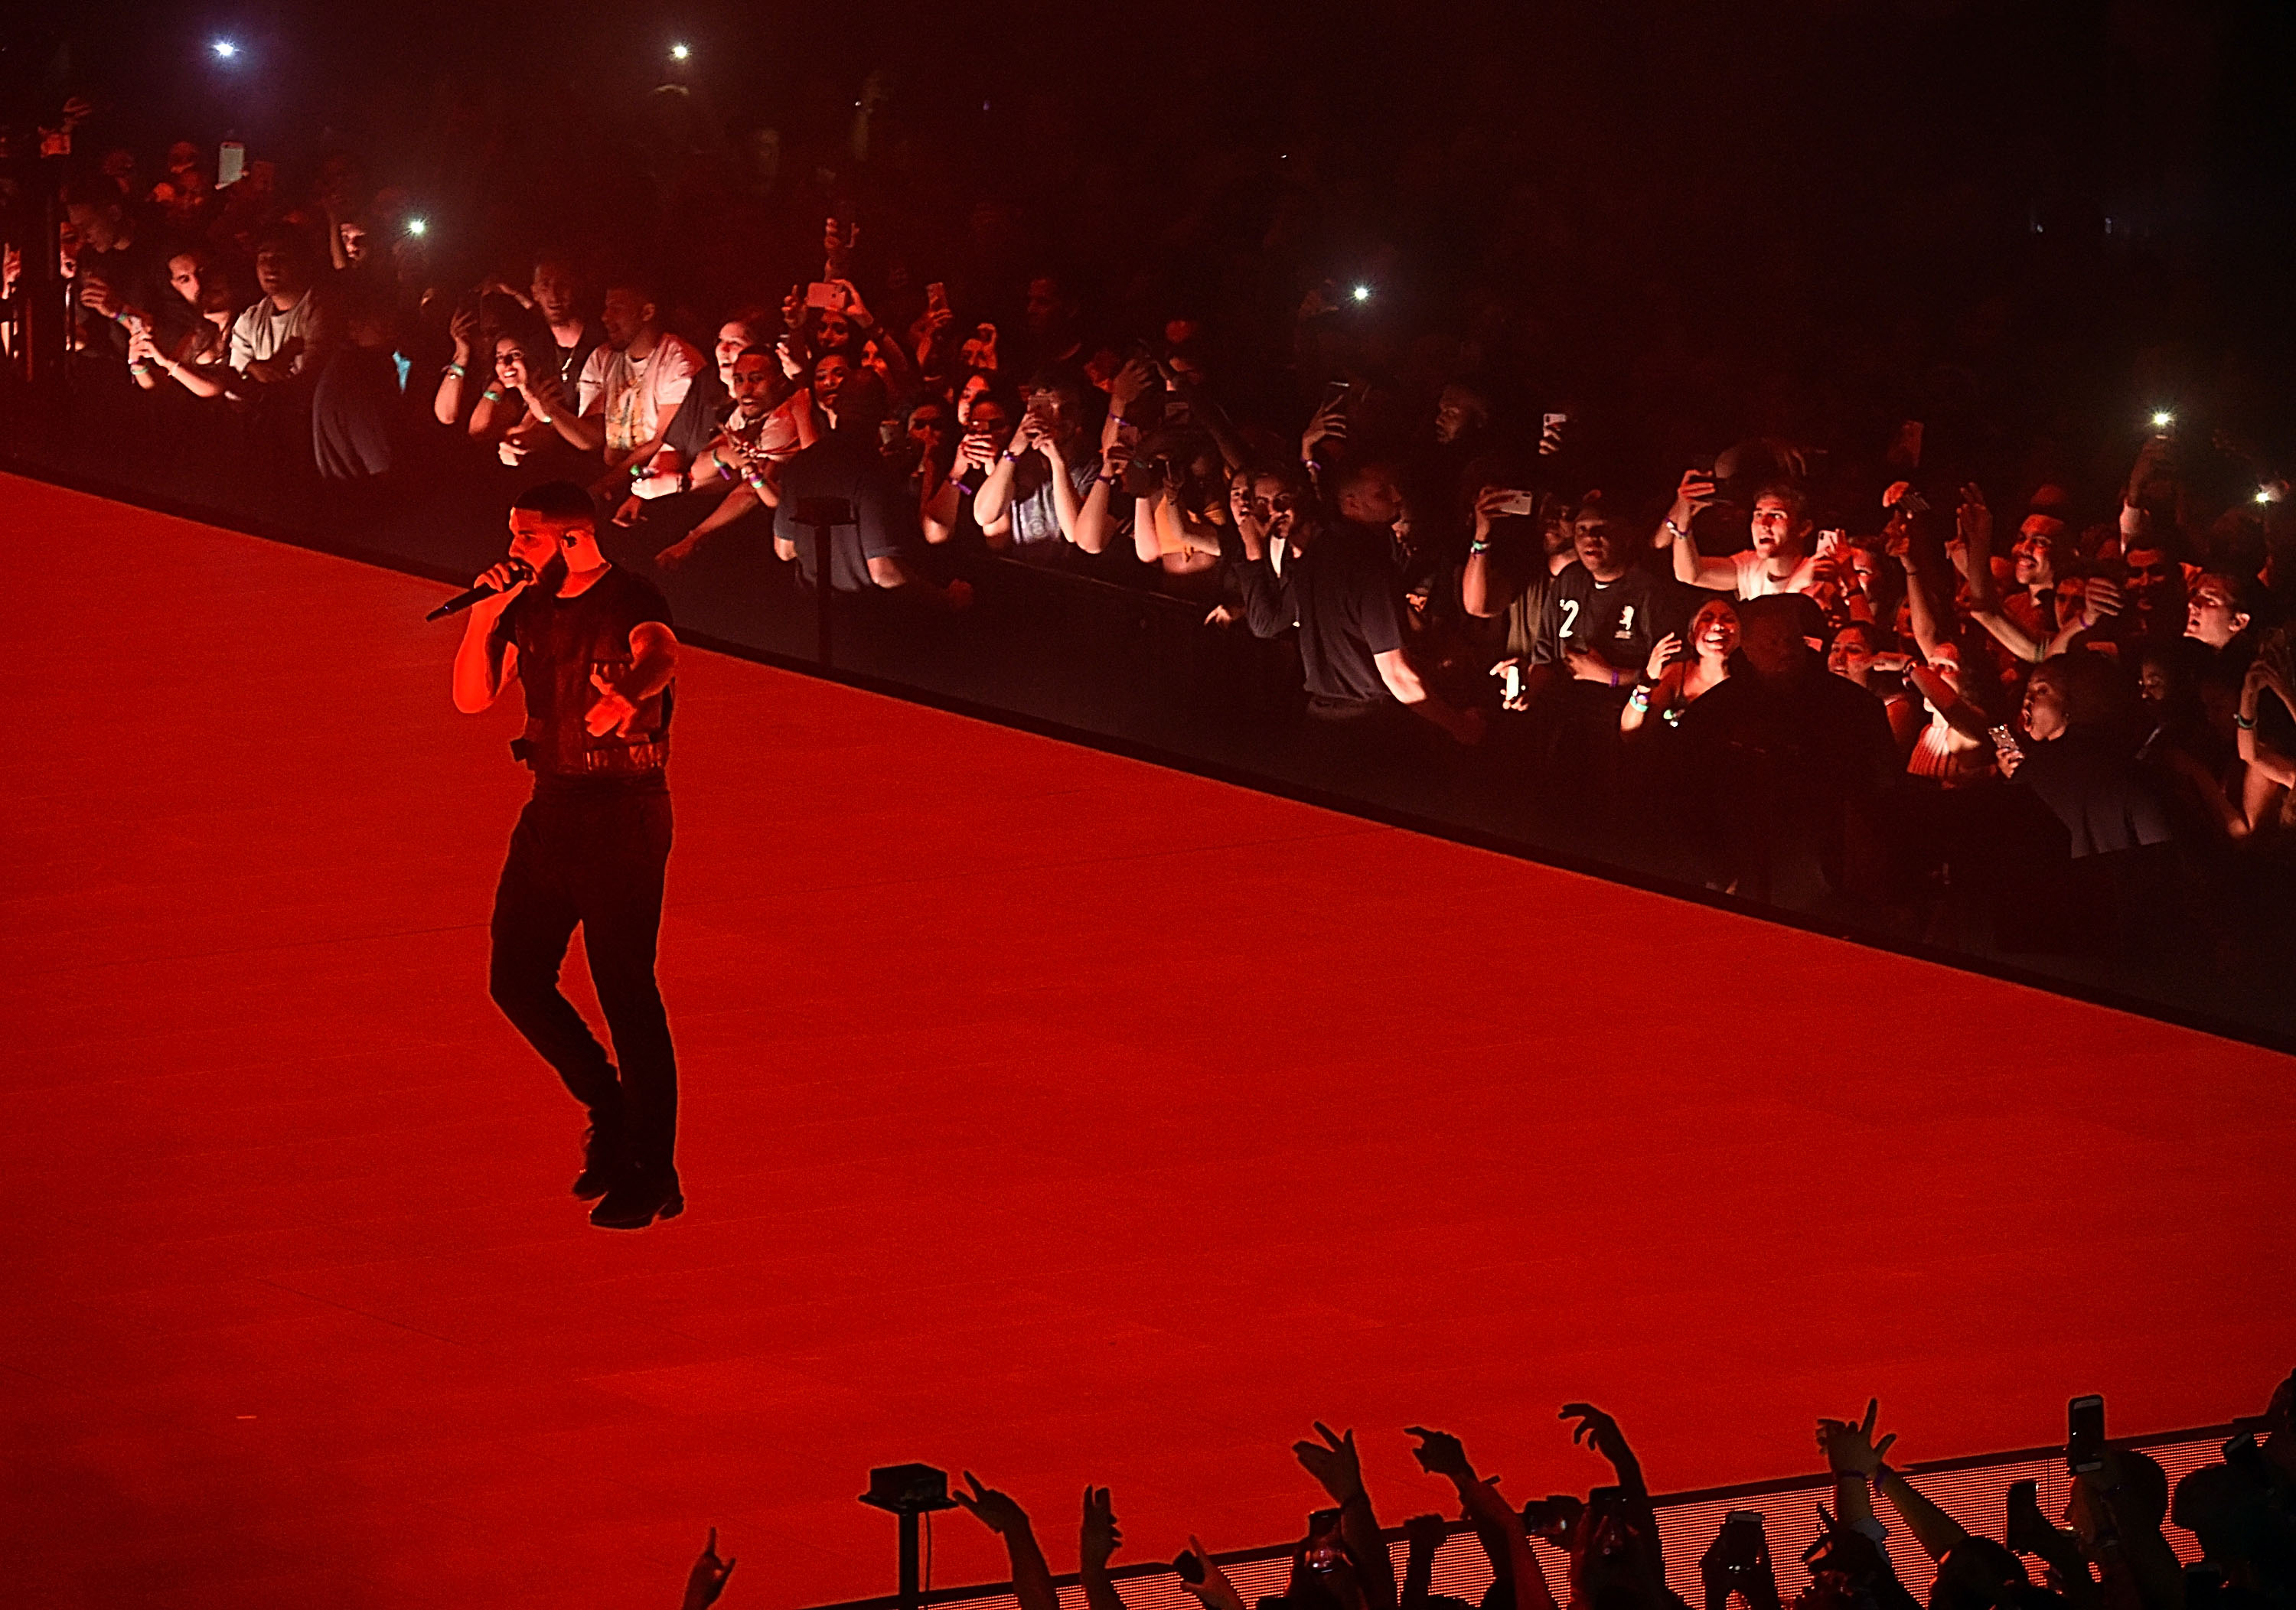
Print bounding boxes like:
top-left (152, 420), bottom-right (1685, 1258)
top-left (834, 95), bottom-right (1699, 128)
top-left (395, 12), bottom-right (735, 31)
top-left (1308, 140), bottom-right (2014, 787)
top-left (452, 481), bottom-right (685, 1230)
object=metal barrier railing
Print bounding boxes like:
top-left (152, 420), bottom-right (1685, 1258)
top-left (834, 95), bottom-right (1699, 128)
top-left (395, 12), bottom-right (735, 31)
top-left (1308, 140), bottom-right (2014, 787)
top-left (822, 1425), bottom-right (2236, 1610)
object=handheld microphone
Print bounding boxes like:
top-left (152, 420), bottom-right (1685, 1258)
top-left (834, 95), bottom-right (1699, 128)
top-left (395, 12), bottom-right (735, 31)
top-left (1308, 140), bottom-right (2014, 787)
top-left (426, 559), bottom-right (535, 622)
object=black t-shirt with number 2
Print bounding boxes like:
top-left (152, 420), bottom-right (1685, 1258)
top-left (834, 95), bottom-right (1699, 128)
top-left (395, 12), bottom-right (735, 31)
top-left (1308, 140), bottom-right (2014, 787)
top-left (1531, 561), bottom-right (1684, 676)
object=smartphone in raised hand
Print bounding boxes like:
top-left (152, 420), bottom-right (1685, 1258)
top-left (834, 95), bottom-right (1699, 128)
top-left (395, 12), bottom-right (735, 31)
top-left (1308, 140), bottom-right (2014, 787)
top-left (2005, 1478), bottom-right (2054, 1553)
top-left (2066, 1394), bottom-right (2105, 1474)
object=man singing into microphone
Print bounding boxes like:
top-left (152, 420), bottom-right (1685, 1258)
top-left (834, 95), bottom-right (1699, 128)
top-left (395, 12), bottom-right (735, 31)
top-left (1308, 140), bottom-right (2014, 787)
top-left (452, 481), bottom-right (685, 1230)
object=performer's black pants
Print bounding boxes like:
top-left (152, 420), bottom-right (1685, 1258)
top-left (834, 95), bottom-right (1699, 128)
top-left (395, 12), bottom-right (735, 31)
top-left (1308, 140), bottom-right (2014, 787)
top-left (488, 788), bottom-right (677, 1173)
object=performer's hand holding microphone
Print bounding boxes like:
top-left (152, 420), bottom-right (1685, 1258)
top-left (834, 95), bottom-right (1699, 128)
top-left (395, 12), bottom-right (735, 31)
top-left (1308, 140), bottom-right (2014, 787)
top-left (426, 558), bottom-right (535, 622)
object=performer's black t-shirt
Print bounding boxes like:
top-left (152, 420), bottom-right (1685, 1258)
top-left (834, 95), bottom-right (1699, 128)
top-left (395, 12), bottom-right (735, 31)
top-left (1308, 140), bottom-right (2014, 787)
top-left (491, 566), bottom-right (675, 795)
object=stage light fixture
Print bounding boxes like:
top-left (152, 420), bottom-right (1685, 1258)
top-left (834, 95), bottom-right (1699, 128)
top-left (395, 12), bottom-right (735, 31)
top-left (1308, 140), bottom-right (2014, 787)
top-left (670, 42), bottom-right (690, 60)
top-left (860, 1464), bottom-right (959, 1610)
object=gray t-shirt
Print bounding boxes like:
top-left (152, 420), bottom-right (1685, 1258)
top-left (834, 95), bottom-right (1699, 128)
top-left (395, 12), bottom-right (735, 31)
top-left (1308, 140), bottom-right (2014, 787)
top-left (1005, 451), bottom-right (1099, 552)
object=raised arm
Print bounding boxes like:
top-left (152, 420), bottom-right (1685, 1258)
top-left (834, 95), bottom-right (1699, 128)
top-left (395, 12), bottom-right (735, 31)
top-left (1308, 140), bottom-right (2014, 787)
top-left (1662, 471), bottom-right (1737, 590)
top-left (951, 1474), bottom-right (1059, 1610)
top-left (1080, 1487), bottom-right (1126, 1610)
top-left (1560, 1404), bottom-right (1646, 1498)
top-left (1463, 486), bottom-right (1523, 618)
top-left (2239, 660), bottom-right (2296, 787)
top-left (1955, 484), bottom-right (2050, 663)
top-left (1407, 1428), bottom-right (1559, 1610)
top-left (1296, 1423), bottom-right (1396, 1610)
top-left (971, 420), bottom-right (1034, 543)
top-left (1893, 517), bottom-right (1949, 663)
top-left (1819, 1400), bottom-right (1965, 1562)
top-left (1073, 438), bottom-right (1129, 556)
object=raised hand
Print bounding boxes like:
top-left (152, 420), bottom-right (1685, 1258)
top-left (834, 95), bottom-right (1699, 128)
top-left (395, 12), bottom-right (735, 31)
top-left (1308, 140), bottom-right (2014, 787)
top-left (1955, 483), bottom-right (1991, 550)
top-left (1109, 355), bottom-right (1155, 412)
top-left (1404, 1426), bottom-right (1476, 1484)
top-left (952, 1471), bottom-right (1032, 1537)
top-left (449, 301), bottom-right (480, 361)
top-left (1675, 468), bottom-right (1720, 508)
top-left (1294, 1421), bottom-right (1368, 1505)
top-left (1645, 633), bottom-right (1682, 681)
top-left (1472, 484), bottom-right (1520, 539)
top-left (682, 1527), bottom-right (739, 1610)
top-left (1081, 1486), bottom-right (1121, 1574)
top-left (1560, 1403), bottom-right (1629, 1463)
top-left (1814, 1398), bottom-right (1896, 1477)
top-left (1302, 396), bottom-right (1349, 460)
top-left (1181, 1536), bottom-right (1248, 1610)
top-left (2077, 576), bottom-right (2122, 628)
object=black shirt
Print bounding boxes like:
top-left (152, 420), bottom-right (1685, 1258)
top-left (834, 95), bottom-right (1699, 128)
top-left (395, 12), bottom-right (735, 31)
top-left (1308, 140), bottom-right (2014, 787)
top-left (772, 428), bottom-right (916, 593)
top-left (1236, 523), bottom-right (1405, 705)
top-left (660, 365), bottom-right (735, 468)
top-left (1532, 561), bottom-right (1684, 676)
top-left (490, 566), bottom-right (675, 795)
top-left (553, 321), bottom-right (604, 399)
top-left (2016, 730), bottom-right (2174, 858)
top-left (1678, 660), bottom-right (1900, 900)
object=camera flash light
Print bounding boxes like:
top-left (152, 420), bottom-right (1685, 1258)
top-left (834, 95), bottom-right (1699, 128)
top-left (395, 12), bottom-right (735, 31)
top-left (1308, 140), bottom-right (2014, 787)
top-left (670, 43), bottom-right (690, 60)
top-left (2151, 410), bottom-right (2174, 429)
top-left (2259, 487), bottom-right (2280, 506)
top-left (212, 40), bottom-right (238, 59)
top-left (405, 217), bottom-right (428, 237)
top-left (1351, 285), bottom-right (1371, 303)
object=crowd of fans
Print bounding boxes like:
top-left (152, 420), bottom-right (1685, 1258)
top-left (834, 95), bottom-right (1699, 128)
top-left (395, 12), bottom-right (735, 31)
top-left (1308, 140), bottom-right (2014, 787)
top-left (6, 81), bottom-right (2296, 982)
top-left (667, 1373), bottom-right (2296, 1610)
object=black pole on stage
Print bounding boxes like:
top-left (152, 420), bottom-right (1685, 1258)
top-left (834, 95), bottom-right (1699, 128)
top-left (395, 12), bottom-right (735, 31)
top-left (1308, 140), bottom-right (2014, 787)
top-left (4, 134), bottom-right (70, 388)
top-left (860, 1463), bottom-right (959, 1610)
top-left (794, 497), bottom-right (858, 670)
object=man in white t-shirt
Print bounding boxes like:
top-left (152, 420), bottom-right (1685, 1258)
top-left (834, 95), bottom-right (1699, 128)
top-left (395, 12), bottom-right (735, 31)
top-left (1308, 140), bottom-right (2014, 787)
top-left (1661, 471), bottom-right (1828, 599)
top-left (575, 279), bottom-right (702, 490)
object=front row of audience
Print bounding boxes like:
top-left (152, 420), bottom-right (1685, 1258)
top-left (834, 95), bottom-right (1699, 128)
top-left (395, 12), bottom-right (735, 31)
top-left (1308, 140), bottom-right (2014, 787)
top-left (675, 1372), bottom-right (2296, 1610)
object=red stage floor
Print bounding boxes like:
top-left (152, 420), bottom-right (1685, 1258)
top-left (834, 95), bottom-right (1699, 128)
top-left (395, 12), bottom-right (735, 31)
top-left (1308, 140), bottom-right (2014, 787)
top-left (4, 474), bottom-right (2291, 1609)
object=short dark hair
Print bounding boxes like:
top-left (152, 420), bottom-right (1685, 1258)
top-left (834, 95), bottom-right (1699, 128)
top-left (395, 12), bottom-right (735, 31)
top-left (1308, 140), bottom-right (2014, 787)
top-left (510, 481), bottom-right (596, 526)
top-left (1752, 481), bottom-right (1809, 519)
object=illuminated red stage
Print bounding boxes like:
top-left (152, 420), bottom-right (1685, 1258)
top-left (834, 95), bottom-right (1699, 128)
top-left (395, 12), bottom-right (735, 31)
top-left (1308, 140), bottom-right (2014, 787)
top-left (5, 473), bottom-right (2291, 1608)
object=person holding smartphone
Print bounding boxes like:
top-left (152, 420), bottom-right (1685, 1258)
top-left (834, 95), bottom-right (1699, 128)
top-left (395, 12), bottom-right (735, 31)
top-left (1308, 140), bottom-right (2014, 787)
top-left (972, 372), bottom-right (1097, 556)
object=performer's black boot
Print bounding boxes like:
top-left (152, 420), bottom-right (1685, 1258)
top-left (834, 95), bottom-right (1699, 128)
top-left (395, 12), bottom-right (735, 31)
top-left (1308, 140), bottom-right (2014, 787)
top-left (589, 1161), bottom-right (683, 1230)
top-left (572, 1110), bottom-right (627, 1201)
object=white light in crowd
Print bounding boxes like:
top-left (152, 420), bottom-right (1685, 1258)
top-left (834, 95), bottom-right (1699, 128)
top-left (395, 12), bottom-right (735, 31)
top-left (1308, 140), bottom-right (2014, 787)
top-left (1352, 285), bottom-right (1371, 303)
top-left (212, 40), bottom-right (238, 59)
top-left (670, 43), bottom-right (690, 60)
top-left (405, 217), bottom-right (428, 237)
top-left (2260, 487), bottom-right (2281, 506)
top-left (2151, 410), bottom-right (2174, 429)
